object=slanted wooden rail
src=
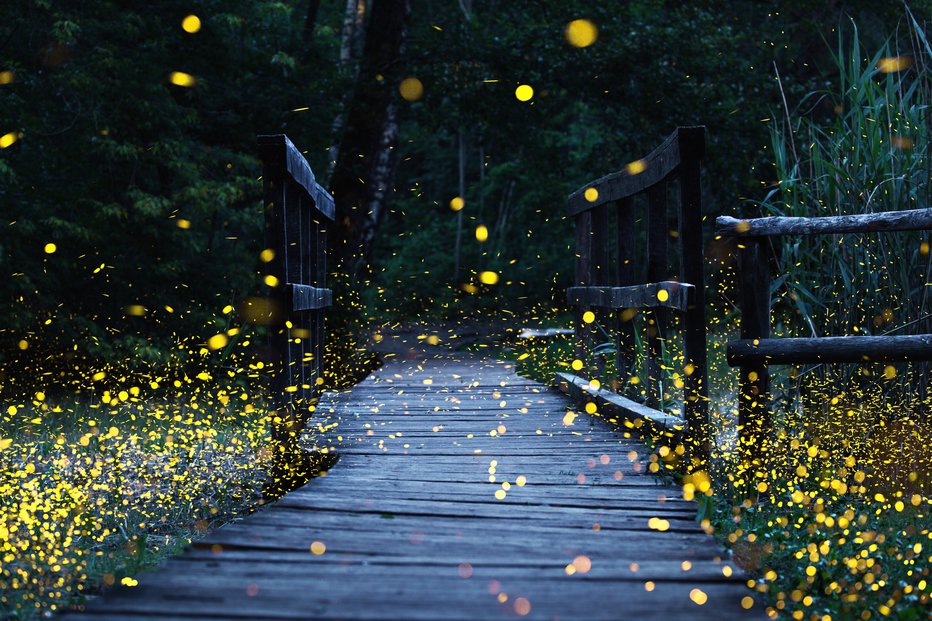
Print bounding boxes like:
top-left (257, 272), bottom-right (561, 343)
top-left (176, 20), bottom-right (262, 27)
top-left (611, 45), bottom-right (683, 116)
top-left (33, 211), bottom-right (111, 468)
top-left (257, 134), bottom-right (334, 456)
top-left (715, 208), bottom-right (932, 463)
top-left (559, 126), bottom-right (709, 469)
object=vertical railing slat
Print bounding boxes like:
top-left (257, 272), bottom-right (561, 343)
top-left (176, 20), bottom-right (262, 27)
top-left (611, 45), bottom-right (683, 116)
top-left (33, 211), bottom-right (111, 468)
top-left (646, 183), bottom-right (668, 410)
top-left (615, 198), bottom-right (636, 392)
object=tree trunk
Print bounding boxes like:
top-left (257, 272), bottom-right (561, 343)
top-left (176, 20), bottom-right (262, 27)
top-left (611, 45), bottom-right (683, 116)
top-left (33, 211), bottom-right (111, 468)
top-left (328, 0), bottom-right (409, 283)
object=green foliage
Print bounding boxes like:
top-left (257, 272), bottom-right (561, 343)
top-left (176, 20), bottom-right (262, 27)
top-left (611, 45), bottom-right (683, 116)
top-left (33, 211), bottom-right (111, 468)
top-left (0, 0), bottom-right (344, 379)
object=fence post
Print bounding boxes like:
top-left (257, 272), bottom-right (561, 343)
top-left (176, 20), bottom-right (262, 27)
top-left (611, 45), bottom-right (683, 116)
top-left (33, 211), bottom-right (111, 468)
top-left (574, 211), bottom-right (593, 366)
top-left (646, 183), bottom-right (668, 410)
top-left (737, 236), bottom-right (771, 467)
top-left (676, 127), bottom-right (709, 470)
top-left (615, 198), bottom-right (636, 392)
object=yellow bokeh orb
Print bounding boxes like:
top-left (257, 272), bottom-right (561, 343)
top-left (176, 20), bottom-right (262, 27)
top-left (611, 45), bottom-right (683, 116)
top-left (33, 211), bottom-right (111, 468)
top-left (182, 15), bottom-right (201, 34)
top-left (44, 243), bottom-right (57, 254)
top-left (169, 71), bottom-right (197, 87)
top-left (514, 84), bottom-right (534, 102)
top-left (479, 271), bottom-right (499, 285)
top-left (656, 289), bottom-right (669, 303)
top-left (584, 187), bottom-right (599, 202)
top-left (582, 310), bottom-right (595, 323)
top-left (475, 224), bottom-right (488, 242)
top-left (565, 19), bottom-right (598, 48)
top-left (450, 196), bottom-right (465, 211)
top-left (399, 77), bottom-right (424, 102)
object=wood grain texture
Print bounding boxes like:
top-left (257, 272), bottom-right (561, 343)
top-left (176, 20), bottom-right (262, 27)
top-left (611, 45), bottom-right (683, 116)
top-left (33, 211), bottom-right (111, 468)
top-left (715, 208), bottom-right (932, 237)
top-left (61, 353), bottom-right (761, 621)
top-left (566, 281), bottom-right (693, 311)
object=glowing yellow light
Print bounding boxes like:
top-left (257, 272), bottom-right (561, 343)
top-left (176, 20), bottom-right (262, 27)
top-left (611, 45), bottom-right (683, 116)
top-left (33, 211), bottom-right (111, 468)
top-left (572, 555), bottom-right (591, 573)
top-left (584, 187), bottom-right (599, 202)
top-left (514, 597), bottom-right (531, 616)
top-left (121, 577), bottom-right (138, 587)
top-left (584, 402), bottom-right (597, 414)
top-left (310, 541), bottom-right (326, 555)
top-left (259, 248), bottom-right (275, 262)
top-left (44, 243), bottom-right (57, 254)
top-left (921, 241), bottom-right (930, 256)
top-left (626, 159), bottom-right (647, 175)
top-left (514, 84), bottom-right (534, 102)
top-left (125, 305), bottom-right (147, 317)
top-left (207, 334), bottom-right (228, 350)
top-left (475, 224), bottom-right (488, 242)
top-left (399, 77), bottom-right (424, 102)
top-left (582, 310), bottom-right (595, 323)
top-left (181, 15), bottom-right (201, 33)
top-left (0, 132), bottom-right (20, 149)
top-left (741, 596), bottom-right (755, 609)
top-left (571, 359), bottom-right (583, 371)
top-left (656, 289), bottom-right (669, 303)
top-left (494, 489), bottom-right (506, 500)
top-left (176, 218), bottom-right (191, 229)
top-left (0, 71), bottom-right (13, 85)
top-left (562, 411), bottom-right (576, 425)
top-left (877, 56), bottom-right (911, 73)
top-left (883, 365), bottom-right (896, 380)
top-left (689, 588), bottom-right (708, 605)
top-left (264, 275), bottom-right (280, 287)
top-left (565, 19), bottom-right (598, 48)
top-left (222, 305), bottom-right (234, 314)
top-left (169, 71), bottom-right (197, 87)
top-left (516, 475), bottom-right (526, 486)
top-left (450, 196), bottom-right (465, 211)
top-left (479, 271), bottom-right (499, 285)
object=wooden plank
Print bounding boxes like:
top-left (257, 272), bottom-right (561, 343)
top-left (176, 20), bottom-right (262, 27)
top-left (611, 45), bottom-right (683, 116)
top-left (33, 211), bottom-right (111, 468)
top-left (567, 127), bottom-right (705, 214)
top-left (715, 208), bottom-right (932, 237)
top-left (63, 354), bottom-right (760, 621)
top-left (727, 334), bottom-right (932, 364)
top-left (567, 282), bottom-right (693, 311)
top-left (257, 134), bottom-right (335, 221)
top-left (555, 372), bottom-right (685, 436)
top-left (287, 283), bottom-right (333, 311)
top-left (736, 237), bottom-right (771, 465)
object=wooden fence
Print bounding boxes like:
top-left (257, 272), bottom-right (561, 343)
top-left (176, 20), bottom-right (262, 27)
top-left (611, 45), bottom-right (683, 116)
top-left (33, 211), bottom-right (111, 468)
top-left (257, 134), bottom-right (334, 452)
top-left (558, 126), bottom-right (709, 469)
top-left (715, 208), bottom-right (932, 463)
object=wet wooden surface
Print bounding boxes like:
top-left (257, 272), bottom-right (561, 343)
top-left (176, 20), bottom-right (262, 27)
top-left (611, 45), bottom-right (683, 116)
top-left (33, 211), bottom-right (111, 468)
top-left (61, 349), bottom-right (760, 620)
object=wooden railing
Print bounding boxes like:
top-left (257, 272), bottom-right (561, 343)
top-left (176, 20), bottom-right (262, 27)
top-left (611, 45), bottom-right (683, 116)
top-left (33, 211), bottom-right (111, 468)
top-left (257, 134), bottom-right (334, 453)
top-left (715, 208), bottom-right (932, 463)
top-left (558, 126), bottom-right (709, 468)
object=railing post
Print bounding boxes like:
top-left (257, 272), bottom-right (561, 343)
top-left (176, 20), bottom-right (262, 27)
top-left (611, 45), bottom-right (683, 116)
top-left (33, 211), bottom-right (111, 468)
top-left (590, 205), bottom-right (610, 379)
top-left (574, 210), bottom-right (592, 366)
top-left (677, 127), bottom-right (709, 470)
top-left (737, 236), bottom-right (771, 467)
top-left (615, 198), bottom-right (636, 392)
top-left (646, 183), bottom-right (668, 410)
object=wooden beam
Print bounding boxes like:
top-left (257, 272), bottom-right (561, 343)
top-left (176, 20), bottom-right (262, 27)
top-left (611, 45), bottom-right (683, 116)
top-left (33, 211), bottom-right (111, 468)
top-left (727, 334), bottom-right (932, 365)
top-left (566, 127), bottom-right (704, 215)
top-left (567, 281), bottom-right (693, 311)
top-left (258, 134), bottom-right (335, 221)
top-left (715, 209), bottom-right (932, 238)
top-left (555, 372), bottom-right (685, 439)
top-left (287, 284), bottom-right (333, 311)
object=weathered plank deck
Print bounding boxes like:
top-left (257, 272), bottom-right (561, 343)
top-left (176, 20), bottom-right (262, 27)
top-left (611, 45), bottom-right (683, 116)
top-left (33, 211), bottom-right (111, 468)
top-left (62, 349), bottom-right (760, 620)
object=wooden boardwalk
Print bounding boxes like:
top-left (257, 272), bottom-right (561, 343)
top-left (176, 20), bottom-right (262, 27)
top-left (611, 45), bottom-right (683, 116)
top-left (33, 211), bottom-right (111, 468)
top-left (62, 349), bottom-right (760, 620)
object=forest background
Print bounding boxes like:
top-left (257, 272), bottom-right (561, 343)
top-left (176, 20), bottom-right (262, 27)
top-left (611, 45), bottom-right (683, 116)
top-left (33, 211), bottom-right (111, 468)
top-left (0, 0), bottom-right (928, 389)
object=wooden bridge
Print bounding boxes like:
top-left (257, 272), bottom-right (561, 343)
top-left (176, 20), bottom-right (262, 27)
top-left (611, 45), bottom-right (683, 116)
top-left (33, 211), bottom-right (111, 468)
top-left (61, 331), bottom-right (759, 620)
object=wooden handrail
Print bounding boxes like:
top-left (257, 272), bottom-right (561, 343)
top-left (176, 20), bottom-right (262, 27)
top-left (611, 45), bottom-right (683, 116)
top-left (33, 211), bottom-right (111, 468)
top-left (562, 126), bottom-right (709, 470)
top-left (566, 126), bottom-right (704, 215)
top-left (715, 208), bottom-right (932, 237)
top-left (257, 134), bottom-right (334, 459)
top-left (718, 207), bottom-right (932, 465)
